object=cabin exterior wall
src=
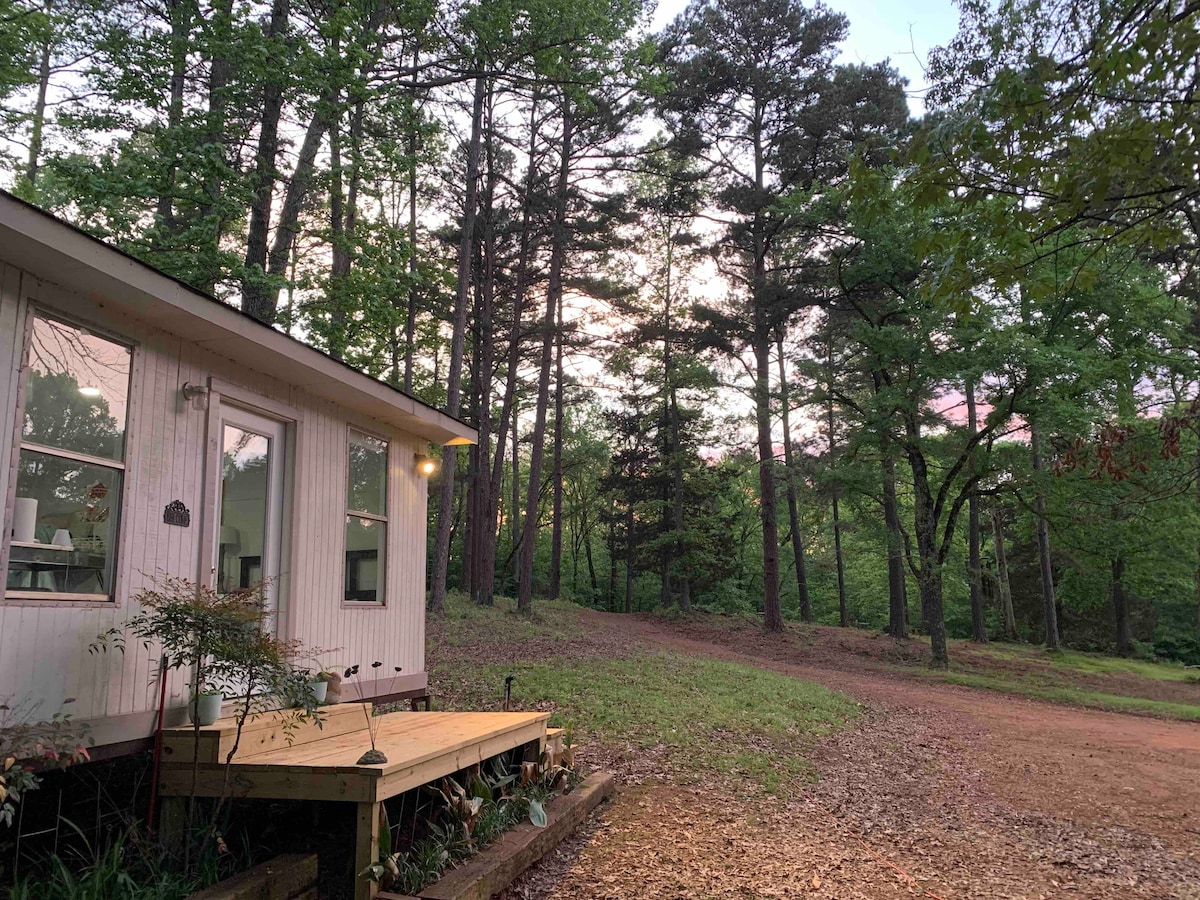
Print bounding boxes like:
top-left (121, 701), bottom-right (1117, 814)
top-left (0, 261), bottom-right (429, 750)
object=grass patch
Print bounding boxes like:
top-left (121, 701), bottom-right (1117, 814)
top-left (429, 592), bottom-right (585, 648)
top-left (930, 670), bottom-right (1200, 720)
top-left (433, 649), bottom-right (858, 795)
top-left (968, 642), bottom-right (1193, 683)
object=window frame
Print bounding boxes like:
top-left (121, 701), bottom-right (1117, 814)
top-left (342, 425), bottom-right (389, 607)
top-left (3, 306), bottom-right (134, 606)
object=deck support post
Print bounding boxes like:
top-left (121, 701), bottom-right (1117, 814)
top-left (354, 800), bottom-right (382, 900)
top-left (158, 796), bottom-right (187, 857)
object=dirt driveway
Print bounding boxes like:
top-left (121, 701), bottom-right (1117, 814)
top-left (504, 612), bottom-right (1200, 900)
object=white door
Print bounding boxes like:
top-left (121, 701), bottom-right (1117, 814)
top-left (213, 405), bottom-right (287, 631)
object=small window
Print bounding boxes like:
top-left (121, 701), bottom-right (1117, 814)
top-left (6, 313), bottom-right (132, 601)
top-left (345, 430), bottom-right (387, 603)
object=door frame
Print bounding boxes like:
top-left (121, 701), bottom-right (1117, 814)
top-left (199, 378), bottom-right (297, 638)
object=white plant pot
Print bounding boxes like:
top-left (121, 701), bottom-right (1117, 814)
top-left (191, 693), bottom-right (223, 726)
top-left (308, 680), bottom-right (328, 704)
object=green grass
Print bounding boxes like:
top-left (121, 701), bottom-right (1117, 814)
top-left (429, 593), bottom-right (585, 648)
top-left (967, 642), bottom-right (1193, 683)
top-left (930, 670), bottom-right (1200, 720)
top-left (433, 650), bottom-right (859, 795)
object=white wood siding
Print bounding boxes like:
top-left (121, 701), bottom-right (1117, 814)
top-left (0, 265), bottom-right (429, 746)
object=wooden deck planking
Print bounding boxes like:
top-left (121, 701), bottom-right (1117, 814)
top-left (157, 710), bottom-right (549, 804)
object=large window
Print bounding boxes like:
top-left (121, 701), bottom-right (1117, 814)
top-left (345, 429), bottom-right (387, 604)
top-left (6, 313), bottom-right (131, 601)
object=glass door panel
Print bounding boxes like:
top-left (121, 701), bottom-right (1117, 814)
top-left (214, 408), bottom-right (285, 631)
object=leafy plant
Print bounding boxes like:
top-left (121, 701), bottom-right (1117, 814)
top-left (0, 696), bottom-right (92, 827)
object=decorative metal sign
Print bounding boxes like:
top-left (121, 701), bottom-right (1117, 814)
top-left (163, 500), bottom-right (191, 527)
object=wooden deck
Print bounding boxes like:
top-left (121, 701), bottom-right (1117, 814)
top-left (158, 703), bottom-right (550, 900)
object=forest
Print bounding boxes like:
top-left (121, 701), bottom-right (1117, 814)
top-left (1, 0), bottom-right (1197, 669)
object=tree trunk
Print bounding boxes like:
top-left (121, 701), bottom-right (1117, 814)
top-left (549, 287), bottom-right (565, 600)
top-left (429, 71), bottom-right (485, 614)
top-left (467, 83), bottom-right (498, 605)
top-left (827, 343), bottom-right (847, 627)
top-left (965, 376), bottom-right (987, 642)
top-left (23, 0), bottom-right (53, 189)
top-left (403, 37), bottom-right (422, 394)
top-left (479, 90), bottom-right (540, 607)
top-left (517, 95), bottom-right (572, 613)
top-left (992, 510), bottom-right (1017, 640)
top-left (1111, 554), bottom-right (1134, 656)
top-left (754, 327), bottom-right (783, 632)
top-left (153, 0), bottom-right (192, 242)
top-left (240, 0), bottom-right (290, 323)
top-left (1194, 428), bottom-right (1200, 634)
top-left (905, 431), bottom-right (949, 668)
top-left (883, 452), bottom-right (907, 638)
top-left (624, 505), bottom-right (634, 614)
top-left (776, 332), bottom-right (811, 621)
top-left (1030, 423), bottom-right (1061, 649)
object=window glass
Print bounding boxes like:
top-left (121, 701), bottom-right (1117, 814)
top-left (347, 431), bottom-right (387, 516)
top-left (7, 450), bottom-right (122, 597)
top-left (217, 425), bottom-right (270, 593)
top-left (345, 515), bottom-right (385, 603)
top-left (7, 313), bottom-right (130, 601)
top-left (22, 315), bottom-right (131, 461)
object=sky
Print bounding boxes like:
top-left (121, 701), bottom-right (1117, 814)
top-left (649, 0), bottom-right (964, 115)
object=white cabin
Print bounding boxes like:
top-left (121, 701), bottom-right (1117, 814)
top-left (0, 191), bottom-right (475, 755)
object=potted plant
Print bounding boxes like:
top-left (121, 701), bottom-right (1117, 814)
top-left (190, 686), bottom-right (223, 726)
top-left (287, 668), bottom-right (327, 706)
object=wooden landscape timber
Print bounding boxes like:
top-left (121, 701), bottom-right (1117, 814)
top-left (379, 772), bottom-right (617, 900)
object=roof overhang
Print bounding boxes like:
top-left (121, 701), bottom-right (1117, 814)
top-left (0, 192), bottom-right (476, 446)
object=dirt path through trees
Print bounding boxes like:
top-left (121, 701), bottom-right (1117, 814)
top-left (504, 612), bottom-right (1200, 899)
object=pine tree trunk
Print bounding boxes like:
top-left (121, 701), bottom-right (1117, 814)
top-left (1030, 423), bottom-right (1061, 649)
top-left (153, 0), bottom-right (192, 242)
top-left (992, 510), bottom-right (1017, 640)
top-left (240, 0), bottom-right (289, 323)
top-left (549, 288), bottom-right (565, 600)
top-left (883, 452), bottom-right (907, 638)
top-left (403, 38), bottom-right (421, 394)
top-left (480, 91), bottom-right (540, 608)
top-left (1194, 431), bottom-right (1200, 635)
top-left (23, 0), bottom-right (53, 189)
top-left (467, 84), bottom-right (498, 605)
top-left (517, 96), bottom-right (573, 613)
top-left (624, 505), bottom-right (635, 614)
top-left (1112, 554), bottom-right (1134, 656)
top-left (827, 346), bottom-right (847, 627)
top-left (755, 326), bottom-right (783, 632)
top-left (776, 332), bottom-right (812, 621)
top-left (905, 428), bottom-right (949, 668)
top-left (430, 71), bottom-right (486, 614)
top-left (965, 377), bottom-right (987, 642)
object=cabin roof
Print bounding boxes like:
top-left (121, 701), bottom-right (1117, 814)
top-left (0, 190), bottom-right (476, 446)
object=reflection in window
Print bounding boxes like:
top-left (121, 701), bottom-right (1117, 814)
top-left (217, 426), bottom-right (270, 594)
top-left (345, 430), bottom-right (387, 603)
top-left (7, 313), bottom-right (131, 600)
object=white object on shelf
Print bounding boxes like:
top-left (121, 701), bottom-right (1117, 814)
top-left (51, 529), bottom-right (73, 549)
top-left (13, 498), bottom-right (36, 542)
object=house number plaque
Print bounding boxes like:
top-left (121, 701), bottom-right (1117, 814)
top-left (163, 500), bottom-right (191, 527)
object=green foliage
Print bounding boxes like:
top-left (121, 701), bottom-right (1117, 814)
top-left (6, 822), bottom-right (202, 900)
top-left (0, 698), bottom-right (91, 828)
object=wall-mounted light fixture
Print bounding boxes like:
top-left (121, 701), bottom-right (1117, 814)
top-left (415, 454), bottom-right (438, 477)
top-left (181, 382), bottom-right (210, 411)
